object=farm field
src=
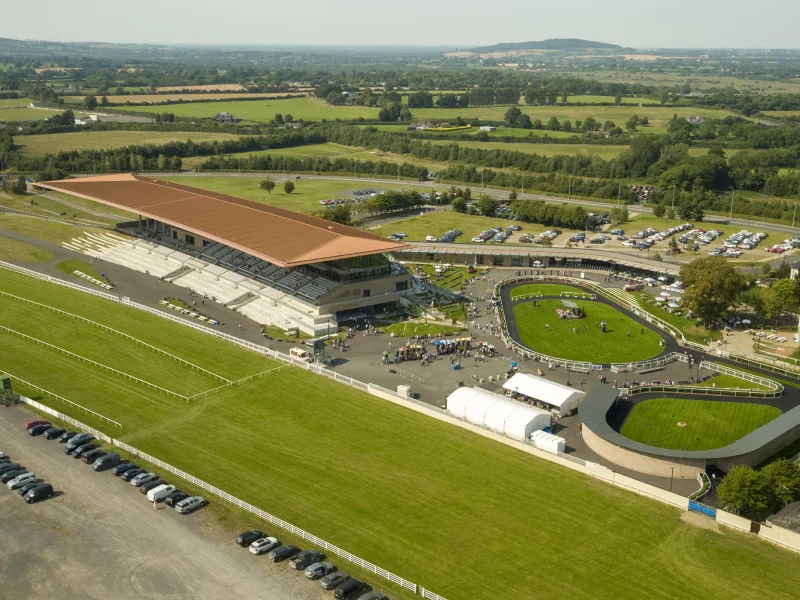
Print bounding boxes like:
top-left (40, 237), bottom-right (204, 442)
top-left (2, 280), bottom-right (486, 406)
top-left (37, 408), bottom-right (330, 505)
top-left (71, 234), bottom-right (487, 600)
top-left (359, 124), bottom-right (583, 139)
top-left (16, 131), bottom-right (245, 155)
top-left (620, 398), bottom-right (781, 451)
top-left (512, 298), bottom-right (664, 363)
top-left (3, 267), bottom-right (800, 600)
top-left (429, 140), bottom-right (629, 158)
top-left (63, 92), bottom-right (306, 104)
top-left (123, 96), bottom-right (377, 122)
top-left (157, 83), bottom-right (247, 92)
top-left (562, 70), bottom-right (800, 94)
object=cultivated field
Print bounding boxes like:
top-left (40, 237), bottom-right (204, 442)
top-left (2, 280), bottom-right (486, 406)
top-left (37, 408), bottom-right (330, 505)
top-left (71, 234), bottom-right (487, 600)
top-left (620, 398), bottom-right (781, 451)
top-left (3, 267), bottom-right (800, 600)
top-left (157, 84), bottom-right (247, 92)
top-left (63, 92), bottom-right (306, 104)
top-left (512, 298), bottom-right (664, 363)
top-left (17, 131), bottom-right (245, 155)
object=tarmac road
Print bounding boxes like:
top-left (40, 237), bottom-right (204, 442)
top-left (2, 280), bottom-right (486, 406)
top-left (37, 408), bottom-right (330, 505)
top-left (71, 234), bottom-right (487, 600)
top-left (0, 405), bottom-right (326, 600)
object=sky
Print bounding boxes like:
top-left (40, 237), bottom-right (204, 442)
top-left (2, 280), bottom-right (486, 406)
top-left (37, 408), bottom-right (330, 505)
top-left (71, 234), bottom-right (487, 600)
top-left (3, 0), bottom-right (799, 49)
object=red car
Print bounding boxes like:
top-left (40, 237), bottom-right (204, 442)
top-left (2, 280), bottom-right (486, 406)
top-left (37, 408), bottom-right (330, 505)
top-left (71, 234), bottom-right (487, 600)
top-left (24, 419), bottom-right (49, 431)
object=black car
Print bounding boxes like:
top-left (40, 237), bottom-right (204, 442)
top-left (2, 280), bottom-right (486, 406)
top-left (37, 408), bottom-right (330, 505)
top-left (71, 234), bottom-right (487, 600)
top-left (24, 483), bottom-right (53, 504)
top-left (121, 468), bottom-right (146, 482)
top-left (0, 455), bottom-right (10, 463)
top-left (112, 463), bottom-right (138, 477)
top-left (236, 530), bottom-right (264, 547)
top-left (0, 469), bottom-right (27, 483)
top-left (139, 479), bottom-right (165, 494)
top-left (165, 492), bottom-right (188, 507)
top-left (18, 479), bottom-right (43, 495)
top-left (43, 427), bottom-right (65, 440)
top-left (269, 544), bottom-right (300, 563)
top-left (72, 444), bottom-right (97, 459)
top-left (0, 463), bottom-right (21, 475)
top-left (57, 431), bottom-right (77, 443)
top-left (81, 449), bottom-right (107, 464)
top-left (28, 423), bottom-right (52, 436)
top-left (335, 579), bottom-right (368, 600)
top-left (289, 549), bottom-right (322, 570)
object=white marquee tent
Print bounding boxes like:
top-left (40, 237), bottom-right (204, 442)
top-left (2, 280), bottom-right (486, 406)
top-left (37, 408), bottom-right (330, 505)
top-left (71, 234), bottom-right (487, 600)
top-left (446, 387), bottom-right (551, 441)
top-left (503, 373), bottom-right (585, 416)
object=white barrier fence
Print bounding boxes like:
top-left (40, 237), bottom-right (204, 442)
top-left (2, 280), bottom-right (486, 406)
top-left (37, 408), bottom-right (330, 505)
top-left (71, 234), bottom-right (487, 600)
top-left (19, 396), bottom-right (115, 440)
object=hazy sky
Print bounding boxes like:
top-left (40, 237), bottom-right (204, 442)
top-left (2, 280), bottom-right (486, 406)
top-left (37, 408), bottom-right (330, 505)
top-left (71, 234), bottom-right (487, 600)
top-left (3, 0), bottom-right (799, 49)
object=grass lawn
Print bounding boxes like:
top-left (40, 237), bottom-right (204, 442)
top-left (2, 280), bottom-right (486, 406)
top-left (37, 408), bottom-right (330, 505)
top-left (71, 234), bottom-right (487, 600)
top-left (0, 213), bottom-right (109, 246)
top-left (512, 299), bottom-right (663, 363)
top-left (4, 267), bottom-right (800, 600)
top-left (0, 236), bottom-right (54, 262)
top-left (124, 97), bottom-right (377, 123)
top-left (0, 191), bottom-right (120, 225)
top-left (261, 325), bottom-right (312, 341)
top-left (510, 283), bottom-right (596, 299)
top-left (696, 373), bottom-right (769, 391)
top-left (54, 259), bottom-right (110, 284)
top-left (620, 398), bottom-right (781, 451)
top-left (16, 131), bottom-right (244, 155)
top-left (0, 107), bottom-right (89, 121)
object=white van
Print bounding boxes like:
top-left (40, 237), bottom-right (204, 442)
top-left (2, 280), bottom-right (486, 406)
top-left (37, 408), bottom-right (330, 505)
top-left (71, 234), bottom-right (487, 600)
top-left (147, 484), bottom-right (176, 503)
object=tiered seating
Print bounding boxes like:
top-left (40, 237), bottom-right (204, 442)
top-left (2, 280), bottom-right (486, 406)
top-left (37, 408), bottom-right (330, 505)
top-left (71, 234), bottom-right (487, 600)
top-left (297, 276), bottom-right (340, 302)
top-left (63, 233), bottom-right (189, 278)
top-left (173, 270), bottom-right (243, 304)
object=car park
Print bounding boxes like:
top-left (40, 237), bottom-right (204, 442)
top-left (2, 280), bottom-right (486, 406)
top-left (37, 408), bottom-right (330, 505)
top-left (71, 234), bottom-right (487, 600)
top-left (165, 491), bottom-right (189, 507)
top-left (43, 427), bottom-right (65, 440)
top-left (57, 431), bottom-right (77, 443)
top-left (139, 479), bottom-right (166, 494)
top-left (23, 482), bottom-right (53, 504)
top-left (249, 537), bottom-right (280, 555)
top-left (131, 472), bottom-right (157, 487)
top-left (81, 448), bottom-right (107, 464)
top-left (236, 530), bottom-right (265, 547)
top-left (92, 453), bottom-right (121, 472)
top-left (72, 443), bottom-right (97, 459)
top-left (175, 496), bottom-right (205, 514)
top-left (121, 468), bottom-right (146, 482)
top-left (305, 562), bottom-right (335, 580)
top-left (0, 469), bottom-right (27, 484)
top-left (269, 544), bottom-right (299, 562)
top-left (147, 484), bottom-right (176, 502)
top-left (111, 463), bottom-right (137, 476)
top-left (27, 423), bottom-right (52, 436)
top-left (289, 549), bottom-right (322, 570)
top-left (320, 571), bottom-right (350, 590)
top-left (7, 472), bottom-right (36, 490)
top-left (334, 578), bottom-right (368, 599)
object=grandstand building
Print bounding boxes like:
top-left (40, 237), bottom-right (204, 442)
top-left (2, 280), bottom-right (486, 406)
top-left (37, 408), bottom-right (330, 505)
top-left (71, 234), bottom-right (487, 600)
top-left (39, 174), bottom-right (411, 335)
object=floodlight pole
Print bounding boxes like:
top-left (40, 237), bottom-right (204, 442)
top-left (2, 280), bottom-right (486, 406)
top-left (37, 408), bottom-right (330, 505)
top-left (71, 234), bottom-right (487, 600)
top-left (729, 188), bottom-right (735, 219)
top-left (793, 196), bottom-right (798, 228)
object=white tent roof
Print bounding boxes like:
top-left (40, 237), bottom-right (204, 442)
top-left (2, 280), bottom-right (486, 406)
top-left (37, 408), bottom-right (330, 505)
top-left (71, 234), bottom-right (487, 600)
top-left (446, 386), bottom-right (485, 419)
top-left (503, 373), bottom-right (585, 409)
top-left (447, 387), bottom-right (551, 440)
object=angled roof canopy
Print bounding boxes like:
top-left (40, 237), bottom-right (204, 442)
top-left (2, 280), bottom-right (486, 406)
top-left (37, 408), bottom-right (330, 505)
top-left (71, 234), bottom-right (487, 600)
top-left (37, 173), bottom-right (408, 267)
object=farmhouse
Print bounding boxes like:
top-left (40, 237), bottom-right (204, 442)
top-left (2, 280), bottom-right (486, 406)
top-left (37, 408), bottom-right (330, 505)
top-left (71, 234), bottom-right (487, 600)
top-left (479, 126), bottom-right (497, 132)
top-left (213, 111), bottom-right (240, 123)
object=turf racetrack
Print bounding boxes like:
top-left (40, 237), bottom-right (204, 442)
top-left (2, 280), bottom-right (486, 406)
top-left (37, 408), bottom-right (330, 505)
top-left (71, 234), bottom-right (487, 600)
top-left (620, 398), bottom-right (782, 451)
top-left (2, 268), bottom-right (799, 600)
top-left (503, 281), bottom-right (670, 364)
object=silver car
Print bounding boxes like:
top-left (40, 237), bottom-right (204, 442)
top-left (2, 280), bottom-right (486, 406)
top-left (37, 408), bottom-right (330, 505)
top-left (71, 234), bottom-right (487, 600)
top-left (305, 562), bottom-right (335, 580)
top-left (130, 472), bottom-right (157, 487)
top-left (319, 571), bottom-right (349, 590)
top-left (7, 472), bottom-right (36, 490)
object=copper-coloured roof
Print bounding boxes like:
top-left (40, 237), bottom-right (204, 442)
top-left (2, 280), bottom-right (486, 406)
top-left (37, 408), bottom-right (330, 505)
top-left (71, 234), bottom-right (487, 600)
top-left (37, 174), bottom-right (408, 267)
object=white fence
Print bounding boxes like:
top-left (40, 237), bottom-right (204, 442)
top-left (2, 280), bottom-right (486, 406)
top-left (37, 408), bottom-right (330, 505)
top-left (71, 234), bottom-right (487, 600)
top-left (19, 395), bottom-right (116, 440)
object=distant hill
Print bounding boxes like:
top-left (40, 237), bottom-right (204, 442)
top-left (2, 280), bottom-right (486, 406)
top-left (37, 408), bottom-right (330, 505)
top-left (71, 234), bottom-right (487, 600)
top-left (464, 39), bottom-right (623, 53)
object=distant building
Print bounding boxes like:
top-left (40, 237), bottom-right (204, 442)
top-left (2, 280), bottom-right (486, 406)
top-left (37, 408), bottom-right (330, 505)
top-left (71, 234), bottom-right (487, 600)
top-left (213, 112), bottom-right (239, 124)
top-left (283, 122), bottom-right (301, 129)
top-left (686, 116), bottom-right (705, 126)
top-left (479, 126), bottom-right (496, 132)
top-left (74, 115), bottom-right (99, 126)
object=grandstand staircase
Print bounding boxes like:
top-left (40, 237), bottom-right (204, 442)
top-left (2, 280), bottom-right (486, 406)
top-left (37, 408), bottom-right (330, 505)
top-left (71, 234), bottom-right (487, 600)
top-left (163, 265), bottom-right (194, 282)
top-left (225, 292), bottom-right (258, 309)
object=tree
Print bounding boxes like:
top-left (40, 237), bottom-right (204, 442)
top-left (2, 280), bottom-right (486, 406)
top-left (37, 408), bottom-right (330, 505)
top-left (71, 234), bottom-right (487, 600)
top-left (100, 95), bottom-right (109, 106)
top-left (504, 106), bottom-right (522, 125)
top-left (717, 465), bottom-right (774, 517)
top-left (451, 196), bottom-right (467, 213)
top-left (476, 195), bottom-right (499, 218)
top-left (518, 114), bottom-right (532, 129)
top-left (273, 113), bottom-right (283, 124)
top-left (666, 208), bottom-right (676, 219)
top-left (259, 179), bottom-right (276, 194)
top-left (508, 189), bottom-right (518, 201)
top-left (463, 187), bottom-right (472, 202)
top-left (603, 120), bottom-right (617, 132)
top-left (283, 181), bottom-right (295, 194)
top-left (626, 115), bottom-right (639, 132)
top-left (547, 116), bottom-right (560, 131)
top-left (284, 114), bottom-right (293, 123)
top-left (763, 278), bottom-right (800, 320)
top-left (610, 206), bottom-right (629, 225)
top-left (83, 95), bottom-right (97, 110)
top-left (321, 203), bottom-right (351, 224)
top-left (615, 93), bottom-right (622, 105)
top-left (680, 256), bottom-right (745, 326)
top-left (653, 204), bottom-right (666, 218)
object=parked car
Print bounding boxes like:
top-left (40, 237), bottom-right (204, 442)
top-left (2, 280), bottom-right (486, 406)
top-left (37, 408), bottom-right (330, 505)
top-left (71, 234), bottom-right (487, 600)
top-left (72, 444), bottom-right (97, 459)
top-left (92, 453), bottom-right (121, 472)
top-left (249, 537), bottom-right (280, 555)
top-left (81, 448), bottom-right (107, 464)
top-left (130, 472), bottom-right (157, 487)
top-left (236, 530), bottom-right (264, 547)
top-left (57, 431), bottom-right (77, 443)
top-left (24, 483), bottom-right (54, 504)
top-left (334, 578), bottom-right (367, 599)
top-left (289, 550), bottom-right (322, 570)
top-left (147, 484), bottom-right (176, 503)
top-left (0, 463), bottom-right (22, 475)
top-left (111, 463), bottom-right (138, 477)
top-left (24, 419), bottom-right (48, 431)
top-left (18, 479), bottom-right (43, 496)
top-left (165, 491), bottom-right (189, 507)
top-left (0, 469), bottom-right (27, 484)
top-left (320, 571), bottom-right (350, 590)
top-left (64, 433), bottom-right (93, 454)
top-left (43, 427), bottom-right (65, 440)
top-left (121, 468), bottom-right (146, 482)
top-left (356, 593), bottom-right (389, 600)
top-left (305, 562), bottom-right (335, 580)
top-left (28, 423), bottom-right (52, 436)
top-left (269, 544), bottom-right (300, 563)
top-left (139, 479), bottom-right (166, 495)
top-left (8, 472), bottom-right (36, 490)
top-left (175, 496), bottom-right (206, 514)
top-left (425, 235), bottom-right (438, 242)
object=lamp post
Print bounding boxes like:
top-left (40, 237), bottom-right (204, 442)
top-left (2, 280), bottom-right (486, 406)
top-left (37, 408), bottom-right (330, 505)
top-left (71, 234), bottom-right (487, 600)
top-left (670, 467), bottom-right (674, 492)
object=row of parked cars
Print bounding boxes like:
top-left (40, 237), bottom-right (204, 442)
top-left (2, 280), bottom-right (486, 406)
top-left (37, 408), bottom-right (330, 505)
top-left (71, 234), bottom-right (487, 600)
top-left (235, 529), bottom-right (388, 599)
top-left (425, 229), bottom-right (463, 243)
top-left (0, 449), bottom-right (54, 503)
top-left (23, 418), bottom-right (206, 514)
top-left (471, 224), bottom-right (521, 244)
